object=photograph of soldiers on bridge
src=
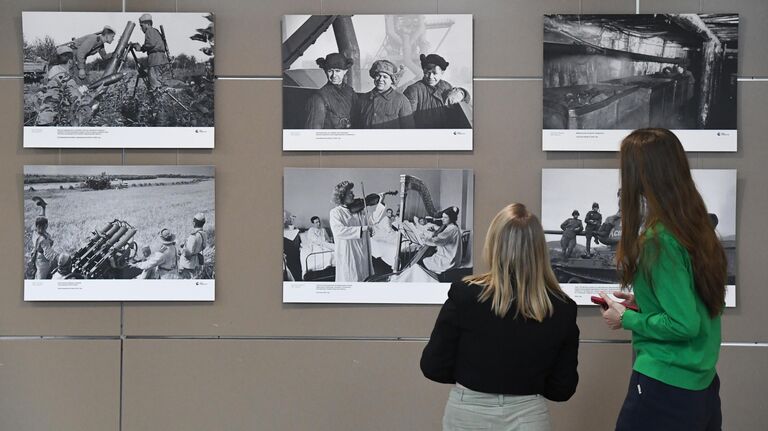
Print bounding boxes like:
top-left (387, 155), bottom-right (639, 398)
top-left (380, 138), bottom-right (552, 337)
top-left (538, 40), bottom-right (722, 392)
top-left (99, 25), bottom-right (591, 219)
top-left (543, 13), bottom-right (738, 151)
top-left (24, 165), bottom-right (215, 301)
top-left (282, 14), bottom-right (473, 151)
top-left (22, 12), bottom-right (214, 148)
top-left (541, 168), bottom-right (737, 306)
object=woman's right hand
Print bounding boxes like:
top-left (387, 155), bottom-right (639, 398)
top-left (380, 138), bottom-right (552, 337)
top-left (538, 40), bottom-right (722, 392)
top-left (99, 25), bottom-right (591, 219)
top-left (613, 291), bottom-right (637, 309)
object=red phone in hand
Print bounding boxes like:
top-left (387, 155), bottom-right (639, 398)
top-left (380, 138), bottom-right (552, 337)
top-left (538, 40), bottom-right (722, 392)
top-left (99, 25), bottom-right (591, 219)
top-left (591, 295), bottom-right (640, 312)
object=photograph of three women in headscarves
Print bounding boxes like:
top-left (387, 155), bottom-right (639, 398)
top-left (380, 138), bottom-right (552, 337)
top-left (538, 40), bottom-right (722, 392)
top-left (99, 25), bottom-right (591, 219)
top-left (282, 15), bottom-right (473, 150)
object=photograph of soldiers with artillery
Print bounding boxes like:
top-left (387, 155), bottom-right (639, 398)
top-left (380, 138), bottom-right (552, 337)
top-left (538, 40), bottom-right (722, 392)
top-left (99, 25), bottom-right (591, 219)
top-left (541, 168), bottom-right (736, 306)
top-left (22, 12), bottom-right (214, 148)
top-left (283, 167), bottom-right (474, 304)
top-left (282, 14), bottom-right (473, 151)
top-left (24, 165), bottom-right (215, 301)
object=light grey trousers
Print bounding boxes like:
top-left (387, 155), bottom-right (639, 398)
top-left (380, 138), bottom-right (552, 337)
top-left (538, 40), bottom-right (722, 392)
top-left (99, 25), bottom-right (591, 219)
top-left (443, 385), bottom-right (552, 431)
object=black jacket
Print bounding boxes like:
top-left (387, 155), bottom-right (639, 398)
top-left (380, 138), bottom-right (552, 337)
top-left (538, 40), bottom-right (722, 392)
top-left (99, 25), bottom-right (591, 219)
top-left (420, 280), bottom-right (579, 401)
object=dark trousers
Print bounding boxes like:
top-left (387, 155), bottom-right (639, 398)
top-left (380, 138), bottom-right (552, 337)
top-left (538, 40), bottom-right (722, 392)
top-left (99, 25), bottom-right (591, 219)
top-left (616, 371), bottom-right (721, 431)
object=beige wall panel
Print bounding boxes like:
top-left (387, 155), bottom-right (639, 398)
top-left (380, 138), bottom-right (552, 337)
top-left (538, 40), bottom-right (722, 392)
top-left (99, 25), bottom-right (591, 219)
top-left (125, 0), bottom-right (177, 12)
top-left (703, 0), bottom-right (768, 77)
top-left (60, 0), bottom-right (122, 12)
top-left (0, 0), bottom-right (59, 76)
top-left (0, 80), bottom-right (120, 336)
top-left (549, 342), bottom-right (632, 430)
top-left (718, 346), bottom-right (768, 429)
top-left (580, 0), bottom-right (637, 13)
top-left (321, 0), bottom-right (437, 14)
top-left (639, 0), bottom-right (702, 13)
top-left (123, 149), bottom-right (179, 165)
top-left (122, 339), bottom-right (446, 431)
top-left (700, 82), bottom-right (768, 340)
top-left (177, 0), bottom-right (321, 77)
top-left (0, 339), bottom-right (120, 431)
top-left (437, 0), bottom-right (579, 77)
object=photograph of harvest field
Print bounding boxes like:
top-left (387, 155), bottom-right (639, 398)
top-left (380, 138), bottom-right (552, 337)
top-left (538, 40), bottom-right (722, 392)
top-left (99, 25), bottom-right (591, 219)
top-left (24, 165), bottom-right (214, 282)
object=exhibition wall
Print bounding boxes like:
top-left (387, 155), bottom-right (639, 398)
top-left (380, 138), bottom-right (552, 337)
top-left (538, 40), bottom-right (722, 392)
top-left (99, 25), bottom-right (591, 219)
top-left (1, 0), bottom-right (766, 430)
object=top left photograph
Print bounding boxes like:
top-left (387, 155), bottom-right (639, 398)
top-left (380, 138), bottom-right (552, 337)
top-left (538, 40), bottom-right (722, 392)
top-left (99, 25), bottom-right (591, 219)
top-left (22, 12), bottom-right (215, 149)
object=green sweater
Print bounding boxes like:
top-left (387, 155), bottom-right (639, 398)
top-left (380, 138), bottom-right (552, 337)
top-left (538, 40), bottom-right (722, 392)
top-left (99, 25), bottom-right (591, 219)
top-left (621, 224), bottom-right (721, 390)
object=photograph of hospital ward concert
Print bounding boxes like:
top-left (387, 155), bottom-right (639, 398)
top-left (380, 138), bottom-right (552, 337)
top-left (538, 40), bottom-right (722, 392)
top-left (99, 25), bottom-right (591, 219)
top-left (283, 168), bottom-right (473, 284)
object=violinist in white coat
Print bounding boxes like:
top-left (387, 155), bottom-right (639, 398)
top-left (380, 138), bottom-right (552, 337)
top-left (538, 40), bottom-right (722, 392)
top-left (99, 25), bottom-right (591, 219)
top-left (423, 207), bottom-right (463, 275)
top-left (329, 181), bottom-right (388, 282)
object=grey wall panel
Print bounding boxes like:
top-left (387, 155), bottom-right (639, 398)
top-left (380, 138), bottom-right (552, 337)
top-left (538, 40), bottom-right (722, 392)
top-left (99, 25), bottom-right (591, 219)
top-left (122, 339), bottom-right (636, 431)
top-left (0, 339), bottom-right (121, 431)
top-left (122, 339), bottom-right (447, 431)
top-left (700, 83), bottom-right (768, 341)
top-left (125, 0), bottom-right (176, 13)
top-left (177, 0), bottom-right (322, 77)
top-left (123, 149), bottom-right (179, 165)
top-left (0, 0), bottom-right (59, 76)
top-left (580, 0), bottom-right (637, 14)
top-left (438, 0), bottom-right (580, 77)
top-left (60, 0), bottom-right (122, 12)
top-left (58, 149), bottom-right (123, 165)
top-left (549, 343), bottom-right (632, 430)
top-left (0, 80), bottom-right (121, 336)
top-left (322, 0), bottom-right (438, 14)
top-left (639, 0), bottom-right (702, 13)
top-left (718, 346), bottom-right (768, 430)
top-left (703, 0), bottom-right (768, 77)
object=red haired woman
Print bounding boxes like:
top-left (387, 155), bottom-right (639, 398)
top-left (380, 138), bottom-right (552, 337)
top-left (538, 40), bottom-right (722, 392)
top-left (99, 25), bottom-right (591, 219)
top-left (600, 128), bottom-right (727, 430)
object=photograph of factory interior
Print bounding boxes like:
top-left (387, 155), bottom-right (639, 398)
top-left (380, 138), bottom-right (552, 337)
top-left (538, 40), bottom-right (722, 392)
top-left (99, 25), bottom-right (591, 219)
top-left (543, 14), bottom-right (738, 143)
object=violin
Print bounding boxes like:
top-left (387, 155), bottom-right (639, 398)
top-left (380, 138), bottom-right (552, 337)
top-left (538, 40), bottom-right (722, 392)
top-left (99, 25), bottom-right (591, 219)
top-left (347, 190), bottom-right (398, 214)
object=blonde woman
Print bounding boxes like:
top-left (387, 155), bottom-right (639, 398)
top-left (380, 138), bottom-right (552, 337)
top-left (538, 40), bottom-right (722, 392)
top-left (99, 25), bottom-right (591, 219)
top-left (421, 203), bottom-right (579, 431)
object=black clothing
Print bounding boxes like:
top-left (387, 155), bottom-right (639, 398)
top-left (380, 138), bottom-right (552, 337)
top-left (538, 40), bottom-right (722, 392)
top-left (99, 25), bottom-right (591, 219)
top-left (421, 280), bottom-right (580, 401)
top-left (616, 371), bottom-right (722, 431)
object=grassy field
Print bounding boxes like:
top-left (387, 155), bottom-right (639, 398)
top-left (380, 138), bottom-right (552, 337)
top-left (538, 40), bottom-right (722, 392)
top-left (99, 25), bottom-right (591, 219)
top-left (24, 180), bottom-right (215, 277)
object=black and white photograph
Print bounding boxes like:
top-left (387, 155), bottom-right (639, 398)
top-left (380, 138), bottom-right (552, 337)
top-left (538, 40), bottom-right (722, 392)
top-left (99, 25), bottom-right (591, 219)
top-left (282, 14), bottom-right (473, 151)
top-left (541, 169), bottom-right (736, 306)
top-left (24, 165), bottom-right (215, 301)
top-left (543, 14), bottom-right (738, 151)
top-left (283, 168), bottom-right (473, 303)
top-left (22, 12), bottom-right (215, 148)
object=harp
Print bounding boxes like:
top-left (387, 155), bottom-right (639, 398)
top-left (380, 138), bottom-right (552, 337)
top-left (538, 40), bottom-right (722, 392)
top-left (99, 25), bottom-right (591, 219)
top-left (392, 174), bottom-right (438, 273)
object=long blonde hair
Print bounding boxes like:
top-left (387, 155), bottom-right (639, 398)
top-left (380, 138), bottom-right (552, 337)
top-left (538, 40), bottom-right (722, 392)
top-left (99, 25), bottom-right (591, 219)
top-left (464, 203), bottom-right (565, 321)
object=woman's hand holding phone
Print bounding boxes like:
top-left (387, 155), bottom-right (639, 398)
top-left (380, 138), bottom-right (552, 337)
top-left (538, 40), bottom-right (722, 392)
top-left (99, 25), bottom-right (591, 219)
top-left (598, 292), bottom-right (627, 330)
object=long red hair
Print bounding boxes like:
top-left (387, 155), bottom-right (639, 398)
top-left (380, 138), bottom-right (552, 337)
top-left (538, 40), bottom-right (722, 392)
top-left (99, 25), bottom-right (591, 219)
top-left (617, 128), bottom-right (726, 317)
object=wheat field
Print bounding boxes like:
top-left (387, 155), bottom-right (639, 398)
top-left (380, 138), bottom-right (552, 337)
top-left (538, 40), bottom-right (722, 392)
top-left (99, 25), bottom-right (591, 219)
top-left (23, 180), bottom-right (215, 276)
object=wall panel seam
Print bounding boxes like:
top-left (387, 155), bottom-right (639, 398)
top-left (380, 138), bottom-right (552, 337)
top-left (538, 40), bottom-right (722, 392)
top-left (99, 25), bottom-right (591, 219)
top-left (5, 76), bottom-right (768, 81)
top-left (2, 336), bottom-right (765, 346)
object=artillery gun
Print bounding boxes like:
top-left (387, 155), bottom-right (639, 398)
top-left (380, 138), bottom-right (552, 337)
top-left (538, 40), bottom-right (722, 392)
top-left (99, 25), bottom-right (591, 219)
top-left (69, 219), bottom-right (138, 279)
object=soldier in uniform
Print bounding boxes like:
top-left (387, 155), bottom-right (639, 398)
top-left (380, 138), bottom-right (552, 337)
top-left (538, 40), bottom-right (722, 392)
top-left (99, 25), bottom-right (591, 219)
top-left (355, 60), bottom-right (414, 129)
top-left (35, 45), bottom-right (86, 126)
top-left (597, 189), bottom-right (622, 248)
top-left (583, 202), bottom-right (602, 258)
top-left (560, 210), bottom-right (583, 260)
top-left (132, 14), bottom-right (168, 90)
top-left (305, 53), bottom-right (357, 129)
top-left (131, 228), bottom-right (178, 279)
top-left (52, 253), bottom-right (72, 280)
top-left (403, 53), bottom-right (460, 128)
top-left (178, 213), bottom-right (207, 279)
top-left (31, 216), bottom-right (56, 279)
top-left (71, 26), bottom-right (115, 83)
